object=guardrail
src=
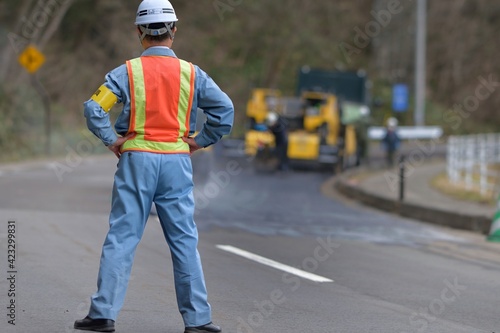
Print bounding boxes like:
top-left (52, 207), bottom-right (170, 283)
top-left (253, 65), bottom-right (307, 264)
top-left (447, 134), bottom-right (500, 196)
top-left (368, 126), bottom-right (443, 140)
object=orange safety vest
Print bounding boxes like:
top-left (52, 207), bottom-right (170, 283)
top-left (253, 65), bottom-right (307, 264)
top-left (121, 56), bottom-right (195, 153)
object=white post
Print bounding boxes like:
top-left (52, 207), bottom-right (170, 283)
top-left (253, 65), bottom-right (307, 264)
top-left (464, 135), bottom-right (474, 191)
top-left (457, 136), bottom-right (464, 185)
top-left (448, 136), bottom-right (459, 184)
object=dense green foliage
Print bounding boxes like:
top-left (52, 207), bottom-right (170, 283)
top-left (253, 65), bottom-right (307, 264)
top-left (0, 0), bottom-right (499, 161)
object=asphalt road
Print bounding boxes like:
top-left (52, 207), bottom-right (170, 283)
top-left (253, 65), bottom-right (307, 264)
top-left (0, 146), bottom-right (499, 333)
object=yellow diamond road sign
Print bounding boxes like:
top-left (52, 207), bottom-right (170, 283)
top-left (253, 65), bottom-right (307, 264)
top-left (18, 45), bottom-right (45, 74)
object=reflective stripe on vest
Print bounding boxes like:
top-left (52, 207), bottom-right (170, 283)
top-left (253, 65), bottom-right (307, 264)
top-left (122, 56), bottom-right (195, 153)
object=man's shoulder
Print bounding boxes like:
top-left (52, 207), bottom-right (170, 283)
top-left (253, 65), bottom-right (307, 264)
top-left (177, 58), bottom-right (198, 69)
top-left (188, 64), bottom-right (210, 80)
top-left (178, 59), bottom-right (201, 71)
top-left (108, 63), bottom-right (129, 78)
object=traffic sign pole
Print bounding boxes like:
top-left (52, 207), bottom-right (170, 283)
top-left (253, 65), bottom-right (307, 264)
top-left (415, 0), bottom-right (427, 126)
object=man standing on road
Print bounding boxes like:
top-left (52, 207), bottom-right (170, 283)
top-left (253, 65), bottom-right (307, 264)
top-left (382, 117), bottom-right (400, 167)
top-left (266, 112), bottom-right (289, 171)
top-left (74, 1), bottom-right (233, 332)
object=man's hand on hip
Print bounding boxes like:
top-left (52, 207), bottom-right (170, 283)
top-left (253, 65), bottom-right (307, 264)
top-left (182, 136), bottom-right (203, 154)
top-left (108, 133), bottom-right (134, 158)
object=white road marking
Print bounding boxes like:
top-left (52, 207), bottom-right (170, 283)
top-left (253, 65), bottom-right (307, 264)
top-left (216, 244), bottom-right (333, 283)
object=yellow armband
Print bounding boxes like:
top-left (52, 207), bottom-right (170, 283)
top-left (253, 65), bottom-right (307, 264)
top-left (90, 85), bottom-right (118, 112)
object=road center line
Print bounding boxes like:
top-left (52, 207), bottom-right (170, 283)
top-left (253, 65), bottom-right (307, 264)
top-left (216, 245), bottom-right (333, 283)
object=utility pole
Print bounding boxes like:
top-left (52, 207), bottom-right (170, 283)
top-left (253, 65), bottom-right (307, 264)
top-left (415, 0), bottom-right (427, 126)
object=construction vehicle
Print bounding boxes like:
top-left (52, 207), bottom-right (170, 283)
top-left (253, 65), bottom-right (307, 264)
top-left (244, 89), bottom-right (279, 153)
top-left (244, 68), bottom-right (370, 171)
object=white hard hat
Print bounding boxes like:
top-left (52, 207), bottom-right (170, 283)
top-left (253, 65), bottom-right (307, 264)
top-left (135, 0), bottom-right (178, 26)
top-left (360, 106), bottom-right (370, 117)
top-left (387, 117), bottom-right (398, 128)
top-left (266, 112), bottom-right (279, 126)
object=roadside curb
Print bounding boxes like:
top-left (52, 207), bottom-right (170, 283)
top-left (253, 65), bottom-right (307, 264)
top-left (334, 168), bottom-right (492, 235)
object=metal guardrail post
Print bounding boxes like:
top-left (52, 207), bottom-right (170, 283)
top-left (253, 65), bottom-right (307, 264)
top-left (399, 155), bottom-right (405, 202)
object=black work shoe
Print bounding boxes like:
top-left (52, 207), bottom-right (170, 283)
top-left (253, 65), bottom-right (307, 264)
top-left (184, 322), bottom-right (222, 333)
top-left (74, 316), bottom-right (115, 332)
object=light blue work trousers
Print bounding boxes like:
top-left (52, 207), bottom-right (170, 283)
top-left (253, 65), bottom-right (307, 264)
top-left (88, 152), bottom-right (211, 327)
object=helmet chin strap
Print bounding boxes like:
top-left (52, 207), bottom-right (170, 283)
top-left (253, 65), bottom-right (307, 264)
top-left (165, 23), bottom-right (175, 40)
top-left (138, 23), bottom-right (174, 42)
